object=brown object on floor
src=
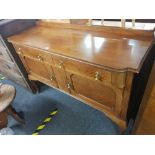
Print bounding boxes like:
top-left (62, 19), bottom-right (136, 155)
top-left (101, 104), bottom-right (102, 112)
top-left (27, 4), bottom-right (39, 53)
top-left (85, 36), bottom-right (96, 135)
top-left (133, 61), bottom-right (155, 134)
top-left (0, 84), bottom-right (24, 129)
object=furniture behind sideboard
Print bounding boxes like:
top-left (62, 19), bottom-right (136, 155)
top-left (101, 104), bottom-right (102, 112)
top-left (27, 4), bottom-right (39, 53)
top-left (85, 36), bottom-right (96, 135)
top-left (0, 19), bottom-right (38, 92)
top-left (133, 60), bottom-right (155, 134)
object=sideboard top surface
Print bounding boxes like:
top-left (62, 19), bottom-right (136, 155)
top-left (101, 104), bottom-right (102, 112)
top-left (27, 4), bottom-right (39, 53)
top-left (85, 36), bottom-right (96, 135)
top-left (8, 22), bottom-right (154, 73)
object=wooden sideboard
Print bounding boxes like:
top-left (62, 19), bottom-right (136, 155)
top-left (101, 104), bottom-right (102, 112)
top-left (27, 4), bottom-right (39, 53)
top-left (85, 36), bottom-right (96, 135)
top-left (133, 61), bottom-right (155, 134)
top-left (8, 21), bottom-right (155, 132)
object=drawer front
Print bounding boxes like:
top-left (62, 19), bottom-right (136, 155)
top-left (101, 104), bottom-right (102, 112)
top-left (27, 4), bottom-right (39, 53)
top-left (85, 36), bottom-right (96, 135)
top-left (0, 58), bottom-right (21, 76)
top-left (14, 44), bottom-right (54, 65)
top-left (52, 54), bottom-right (126, 89)
top-left (52, 54), bottom-right (112, 85)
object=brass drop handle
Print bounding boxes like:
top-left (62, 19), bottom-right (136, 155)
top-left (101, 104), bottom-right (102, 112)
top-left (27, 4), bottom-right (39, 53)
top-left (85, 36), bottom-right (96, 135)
top-left (95, 72), bottom-right (102, 81)
top-left (50, 75), bottom-right (56, 81)
top-left (67, 80), bottom-right (74, 90)
top-left (37, 55), bottom-right (43, 62)
top-left (58, 61), bottom-right (63, 69)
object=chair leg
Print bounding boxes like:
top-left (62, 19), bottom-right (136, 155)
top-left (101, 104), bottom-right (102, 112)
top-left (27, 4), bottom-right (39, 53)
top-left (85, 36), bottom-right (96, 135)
top-left (0, 111), bottom-right (8, 129)
top-left (7, 106), bottom-right (25, 124)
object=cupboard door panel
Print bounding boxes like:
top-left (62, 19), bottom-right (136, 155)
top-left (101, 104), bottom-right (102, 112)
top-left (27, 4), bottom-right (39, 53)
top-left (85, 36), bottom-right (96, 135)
top-left (67, 72), bottom-right (116, 110)
top-left (24, 57), bottom-right (49, 78)
top-left (22, 56), bottom-right (58, 87)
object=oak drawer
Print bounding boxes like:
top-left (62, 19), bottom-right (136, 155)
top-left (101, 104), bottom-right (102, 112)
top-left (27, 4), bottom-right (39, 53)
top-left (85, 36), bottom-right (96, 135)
top-left (14, 45), bottom-right (54, 65)
top-left (52, 54), bottom-right (112, 84)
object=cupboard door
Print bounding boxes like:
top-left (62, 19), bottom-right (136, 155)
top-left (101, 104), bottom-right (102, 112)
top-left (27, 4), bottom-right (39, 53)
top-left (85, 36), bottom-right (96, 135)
top-left (66, 72), bottom-right (116, 111)
top-left (21, 56), bottom-right (58, 88)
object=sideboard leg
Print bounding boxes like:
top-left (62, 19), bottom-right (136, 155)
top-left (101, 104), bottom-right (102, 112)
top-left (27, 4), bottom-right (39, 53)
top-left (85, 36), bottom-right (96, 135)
top-left (118, 121), bottom-right (127, 135)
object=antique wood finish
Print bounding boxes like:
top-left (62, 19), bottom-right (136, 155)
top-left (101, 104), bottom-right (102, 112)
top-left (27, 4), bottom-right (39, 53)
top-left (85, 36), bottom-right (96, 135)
top-left (52, 66), bottom-right (69, 92)
top-left (8, 22), bottom-right (155, 132)
top-left (133, 61), bottom-right (155, 134)
top-left (14, 45), bottom-right (58, 88)
top-left (37, 21), bottom-right (154, 40)
top-left (9, 22), bottom-right (154, 73)
top-left (66, 71), bottom-right (116, 109)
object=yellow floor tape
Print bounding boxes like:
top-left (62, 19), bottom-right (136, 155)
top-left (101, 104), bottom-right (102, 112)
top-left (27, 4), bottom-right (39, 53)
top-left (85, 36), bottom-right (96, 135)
top-left (32, 108), bottom-right (58, 135)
